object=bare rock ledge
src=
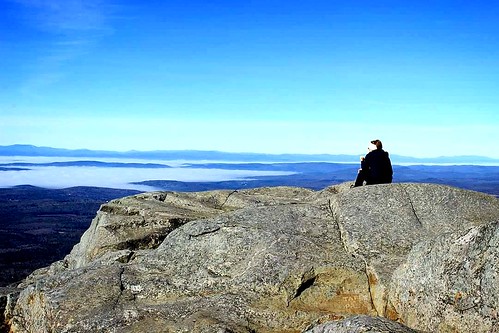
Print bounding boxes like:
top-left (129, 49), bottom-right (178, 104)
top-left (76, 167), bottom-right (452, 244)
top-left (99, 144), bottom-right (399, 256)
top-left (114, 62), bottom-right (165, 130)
top-left (3, 183), bottom-right (499, 333)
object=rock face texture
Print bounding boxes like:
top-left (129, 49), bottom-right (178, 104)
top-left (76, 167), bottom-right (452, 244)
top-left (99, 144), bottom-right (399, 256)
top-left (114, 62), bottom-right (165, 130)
top-left (387, 221), bottom-right (499, 333)
top-left (3, 183), bottom-right (499, 333)
top-left (303, 315), bottom-right (420, 333)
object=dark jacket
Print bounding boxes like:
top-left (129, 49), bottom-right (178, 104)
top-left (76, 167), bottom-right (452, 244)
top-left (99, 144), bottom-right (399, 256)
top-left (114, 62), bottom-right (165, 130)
top-left (361, 149), bottom-right (393, 185)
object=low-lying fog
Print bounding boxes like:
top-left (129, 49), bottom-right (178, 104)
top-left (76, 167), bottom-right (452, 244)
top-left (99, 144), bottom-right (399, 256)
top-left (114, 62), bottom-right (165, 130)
top-left (0, 157), bottom-right (294, 191)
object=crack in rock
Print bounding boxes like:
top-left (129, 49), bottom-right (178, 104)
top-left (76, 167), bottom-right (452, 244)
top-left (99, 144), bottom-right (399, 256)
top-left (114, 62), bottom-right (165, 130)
top-left (401, 184), bottom-right (423, 227)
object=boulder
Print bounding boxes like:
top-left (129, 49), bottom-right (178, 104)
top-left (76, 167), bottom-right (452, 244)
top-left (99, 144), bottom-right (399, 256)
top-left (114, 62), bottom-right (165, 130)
top-left (324, 183), bottom-right (499, 316)
top-left (4, 183), bottom-right (499, 332)
top-left (387, 221), bottom-right (499, 333)
top-left (67, 187), bottom-right (314, 269)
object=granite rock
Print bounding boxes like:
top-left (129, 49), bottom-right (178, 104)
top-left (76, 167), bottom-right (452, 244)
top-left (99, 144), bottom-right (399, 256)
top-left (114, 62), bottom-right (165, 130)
top-left (387, 221), bottom-right (499, 333)
top-left (303, 314), bottom-right (421, 333)
top-left (4, 183), bottom-right (499, 332)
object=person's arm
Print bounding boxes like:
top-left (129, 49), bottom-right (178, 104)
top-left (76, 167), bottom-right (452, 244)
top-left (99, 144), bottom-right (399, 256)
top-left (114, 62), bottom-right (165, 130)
top-left (361, 152), bottom-right (371, 171)
top-left (386, 153), bottom-right (393, 181)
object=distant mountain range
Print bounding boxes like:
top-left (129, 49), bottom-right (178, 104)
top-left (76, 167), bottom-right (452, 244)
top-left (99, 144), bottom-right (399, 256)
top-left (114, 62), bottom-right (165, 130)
top-left (1, 144), bottom-right (498, 164)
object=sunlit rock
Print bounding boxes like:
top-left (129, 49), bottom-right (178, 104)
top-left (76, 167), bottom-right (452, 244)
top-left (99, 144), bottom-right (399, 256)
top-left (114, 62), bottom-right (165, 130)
top-left (4, 183), bottom-right (499, 332)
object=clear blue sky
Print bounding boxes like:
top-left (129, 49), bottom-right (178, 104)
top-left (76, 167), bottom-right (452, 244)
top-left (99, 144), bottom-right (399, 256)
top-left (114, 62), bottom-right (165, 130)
top-left (1, 0), bottom-right (498, 157)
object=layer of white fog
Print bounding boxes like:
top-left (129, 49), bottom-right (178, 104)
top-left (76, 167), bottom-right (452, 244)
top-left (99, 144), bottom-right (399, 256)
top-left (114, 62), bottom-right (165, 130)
top-left (0, 157), bottom-right (294, 191)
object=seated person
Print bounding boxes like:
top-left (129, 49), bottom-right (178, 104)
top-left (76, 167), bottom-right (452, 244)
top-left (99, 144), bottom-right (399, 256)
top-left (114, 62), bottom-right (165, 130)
top-left (354, 139), bottom-right (393, 187)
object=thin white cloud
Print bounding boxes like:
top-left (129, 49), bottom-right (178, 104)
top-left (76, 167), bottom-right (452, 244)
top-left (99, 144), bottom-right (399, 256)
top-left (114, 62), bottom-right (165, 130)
top-left (8, 0), bottom-right (119, 96)
top-left (11, 0), bottom-right (111, 33)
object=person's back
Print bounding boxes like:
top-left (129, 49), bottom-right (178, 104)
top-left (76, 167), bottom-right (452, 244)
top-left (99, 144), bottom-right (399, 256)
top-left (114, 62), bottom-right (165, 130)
top-left (363, 148), bottom-right (393, 184)
top-left (354, 139), bottom-right (393, 187)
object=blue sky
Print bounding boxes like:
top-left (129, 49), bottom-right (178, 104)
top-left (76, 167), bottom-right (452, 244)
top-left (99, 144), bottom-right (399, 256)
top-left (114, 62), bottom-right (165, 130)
top-left (1, 0), bottom-right (498, 158)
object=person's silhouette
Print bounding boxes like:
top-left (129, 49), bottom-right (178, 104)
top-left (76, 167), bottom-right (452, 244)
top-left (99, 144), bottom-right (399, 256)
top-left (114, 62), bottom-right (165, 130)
top-left (353, 139), bottom-right (393, 187)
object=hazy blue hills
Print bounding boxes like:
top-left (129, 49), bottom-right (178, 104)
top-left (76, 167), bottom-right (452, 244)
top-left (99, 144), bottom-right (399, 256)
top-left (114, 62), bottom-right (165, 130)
top-left (0, 144), bottom-right (352, 162)
top-left (0, 161), bottom-right (172, 169)
top-left (1, 144), bottom-right (498, 164)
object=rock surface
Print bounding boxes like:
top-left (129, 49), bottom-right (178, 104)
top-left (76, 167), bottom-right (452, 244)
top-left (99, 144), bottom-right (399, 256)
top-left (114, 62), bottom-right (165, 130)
top-left (387, 221), bottom-right (499, 333)
top-left (3, 183), bottom-right (499, 332)
top-left (303, 315), bottom-right (421, 333)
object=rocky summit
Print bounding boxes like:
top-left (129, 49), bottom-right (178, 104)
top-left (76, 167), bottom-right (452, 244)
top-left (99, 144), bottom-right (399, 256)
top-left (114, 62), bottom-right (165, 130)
top-left (2, 183), bottom-right (499, 333)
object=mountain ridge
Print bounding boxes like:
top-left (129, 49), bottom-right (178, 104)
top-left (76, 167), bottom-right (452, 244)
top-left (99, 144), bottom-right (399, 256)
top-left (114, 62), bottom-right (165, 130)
top-left (1, 144), bottom-right (498, 164)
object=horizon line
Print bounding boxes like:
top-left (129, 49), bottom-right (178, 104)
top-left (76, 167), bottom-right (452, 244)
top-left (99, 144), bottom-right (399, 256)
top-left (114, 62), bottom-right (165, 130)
top-left (1, 144), bottom-right (499, 161)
